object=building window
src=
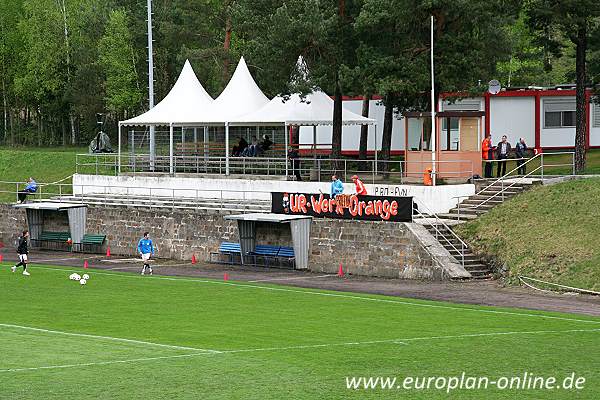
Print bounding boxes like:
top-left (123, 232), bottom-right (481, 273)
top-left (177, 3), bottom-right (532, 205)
top-left (440, 117), bottom-right (459, 150)
top-left (544, 99), bottom-right (576, 128)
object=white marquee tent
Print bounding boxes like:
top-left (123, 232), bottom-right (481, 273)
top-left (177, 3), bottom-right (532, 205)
top-left (119, 56), bottom-right (376, 176)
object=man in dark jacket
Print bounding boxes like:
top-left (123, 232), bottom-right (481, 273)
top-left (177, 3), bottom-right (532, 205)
top-left (515, 138), bottom-right (528, 175)
top-left (496, 135), bottom-right (511, 177)
top-left (12, 230), bottom-right (30, 276)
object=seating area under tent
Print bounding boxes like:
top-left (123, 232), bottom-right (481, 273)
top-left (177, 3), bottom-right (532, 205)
top-left (115, 57), bottom-right (377, 180)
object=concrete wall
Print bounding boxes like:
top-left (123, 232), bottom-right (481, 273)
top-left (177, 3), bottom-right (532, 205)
top-left (73, 174), bottom-right (475, 214)
top-left (0, 203), bottom-right (447, 280)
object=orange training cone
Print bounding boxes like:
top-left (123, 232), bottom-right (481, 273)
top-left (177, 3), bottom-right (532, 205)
top-left (106, 247), bottom-right (111, 257)
top-left (84, 260), bottom-right (89, 269)
top-left (338, 263), bottom-right (344, 277)
top-left (224, 272), bottom-right (229, 281)
top-left (191, 254), bottom-right (197, 264)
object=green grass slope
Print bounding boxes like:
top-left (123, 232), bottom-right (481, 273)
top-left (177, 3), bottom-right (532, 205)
top-left (455, 178), bottom-right (600, 291)
top-left (0, 264), bottom-right (599, 399)
top-left (0, 147), bottom-right (84, 203)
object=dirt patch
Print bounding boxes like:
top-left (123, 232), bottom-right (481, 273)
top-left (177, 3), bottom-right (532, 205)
top-left (3, 249), bottom-right (600, 317)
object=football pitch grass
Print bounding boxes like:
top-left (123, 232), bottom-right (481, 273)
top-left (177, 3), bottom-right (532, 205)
top-left (0, 263), bottom-right (599, 399)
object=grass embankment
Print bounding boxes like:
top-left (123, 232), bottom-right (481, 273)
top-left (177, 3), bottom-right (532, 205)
top-left (0, 147), bottom-right (85, 203)
top-left (455, 178), bottom-right (600, 291)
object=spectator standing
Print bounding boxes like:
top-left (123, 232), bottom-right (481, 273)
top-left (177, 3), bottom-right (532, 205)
top-left (330, 175), bottom-right (344, 198)
top-left (496, 135), bottom-right (511, 177)
top-left (351, 175), bottom-right (367, 195)
top-left (481, 134), bottom-right (493, 178)
top-left (515, 138), bottom-right (528, 175)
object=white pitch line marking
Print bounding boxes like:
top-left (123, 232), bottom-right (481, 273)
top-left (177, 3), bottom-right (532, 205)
top-left (1, 328), bottom-right (598, 373)
top-left (29, 265), bottom-right (600, 326)
top-left (247, 274), bottom-right (333, 283)
top-left (0, 323), bottom-right (220, 354)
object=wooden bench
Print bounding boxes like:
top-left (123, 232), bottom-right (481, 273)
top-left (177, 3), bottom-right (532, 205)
top-left (209, 242), bottom-right (242, 264)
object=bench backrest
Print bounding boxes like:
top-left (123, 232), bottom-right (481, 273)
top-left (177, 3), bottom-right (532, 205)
top-left (219, 242), bottom-right (241, 253)
top-left (38, 231), bottom-right (71, 242)
top-left (82, 234), bottom-right (106, 245)
top-left (277, 246), bottom-right (295, 258)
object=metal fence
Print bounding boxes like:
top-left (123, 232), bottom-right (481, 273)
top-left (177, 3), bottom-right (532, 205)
top-left (76, 153), bottom-right (474, 184)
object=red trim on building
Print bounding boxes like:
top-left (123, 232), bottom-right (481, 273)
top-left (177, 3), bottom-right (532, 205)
top-left (534, 94), bottom-right (541, 149)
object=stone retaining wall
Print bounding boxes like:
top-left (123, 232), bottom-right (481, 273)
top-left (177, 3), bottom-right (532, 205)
top-left (0, 204), bottom-right (445, 280)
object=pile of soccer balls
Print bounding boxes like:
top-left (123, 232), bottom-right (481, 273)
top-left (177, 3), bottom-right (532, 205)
top-left (69, 273), bottom-right (90, 286)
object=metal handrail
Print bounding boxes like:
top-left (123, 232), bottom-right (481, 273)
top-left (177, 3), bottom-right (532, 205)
top-left (75, 153), bottom-right (475, 184)
top-left (412, 201), bottom-right (468, 268)
top-left (453, 152), bottom-right (575, 221)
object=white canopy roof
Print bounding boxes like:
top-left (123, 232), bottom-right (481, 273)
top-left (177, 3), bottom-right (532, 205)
top-left (176, 56), bottom-right (270, 125)
top-left (122, 60), bottom-right (213, 126)
top-left (230, 90), bottom-right (376, 126)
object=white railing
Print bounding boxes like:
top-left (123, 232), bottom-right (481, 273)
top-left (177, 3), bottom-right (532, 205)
top-left (0, 180), bottom-right (274, 213)
top-left (412, 201), bottom-right (469, 268)
top-left (76, 153), bottom-right (474, 184)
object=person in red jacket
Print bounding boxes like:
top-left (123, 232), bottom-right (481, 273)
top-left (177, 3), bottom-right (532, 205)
top-left (351, 175), bottom-right (367, 195)
top-left (481, 134), bottom-right (493, 178)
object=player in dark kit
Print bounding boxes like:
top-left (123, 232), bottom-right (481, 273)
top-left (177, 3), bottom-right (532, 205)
top-left (12, 230), bottom-right (31, 276)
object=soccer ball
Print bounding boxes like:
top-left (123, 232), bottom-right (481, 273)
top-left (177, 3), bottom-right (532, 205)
top-left (82, 274), bottom-right (90, 280)
top-left (69, 273), bottom-right (77, 280)
top-left (79, 279), bottom-right (87, 285)
top-left (69, 273), bottom-right (81, 281)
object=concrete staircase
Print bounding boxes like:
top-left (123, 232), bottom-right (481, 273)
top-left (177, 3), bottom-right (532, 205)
top-left (423, 224), bottom-right (493, 279)
top-left (437, 179), bottom-right (536, 221)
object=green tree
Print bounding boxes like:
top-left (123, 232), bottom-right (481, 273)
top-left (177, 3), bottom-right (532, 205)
top-left (355, 0), bottom-right (519, 168)
top-left (0, 0), bottom-right (24, 144)
top-left (98, 9), bottom-right (142, 120)
top-left (527, 0), bottom-right (600, 173)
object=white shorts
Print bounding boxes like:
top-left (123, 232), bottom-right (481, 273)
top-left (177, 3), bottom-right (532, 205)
top-left (19, 254), bottom-right (28, 262)
top-left (141, 253), bottom-right (151, 262)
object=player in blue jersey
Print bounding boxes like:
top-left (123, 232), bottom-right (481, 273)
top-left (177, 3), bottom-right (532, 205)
top-left (137, 232), bottom-right (154, 275)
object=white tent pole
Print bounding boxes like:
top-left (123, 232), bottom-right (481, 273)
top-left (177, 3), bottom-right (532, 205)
top-left (225, 122), bottom-right (230, 175)
top-left (204, 126), bottom-right (209, 161)
top-left (313, 125), bottom-right (317, 159)
top-left (285, 123), bottom-right (289, 178)
top-left (147, 0), bottom-right (155, 172)
top-left (374, 123), bottom-right (378, 177)
top-left (118, 123), bottom-right (122, 174)
top-left (169, 123), bottom-right (174, 175)
top-left (430, 15), bottom-right (437, 186)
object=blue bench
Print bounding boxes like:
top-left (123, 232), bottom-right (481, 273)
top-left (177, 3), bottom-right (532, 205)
top-left (209, 242), bottom-right (296, 269)
top-left (210, 242), bottom-right (242, 264)
top-left (248, 245), bottom-right (295, 269)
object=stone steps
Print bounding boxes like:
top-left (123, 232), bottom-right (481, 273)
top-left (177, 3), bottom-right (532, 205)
top-left (50, 195), bottom-right (271, 213)
top-left (424, 224), bottom-right (493, 280)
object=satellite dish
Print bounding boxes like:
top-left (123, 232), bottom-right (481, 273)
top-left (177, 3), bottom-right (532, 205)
top-left (488, 79), bottom-right (501, 95)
